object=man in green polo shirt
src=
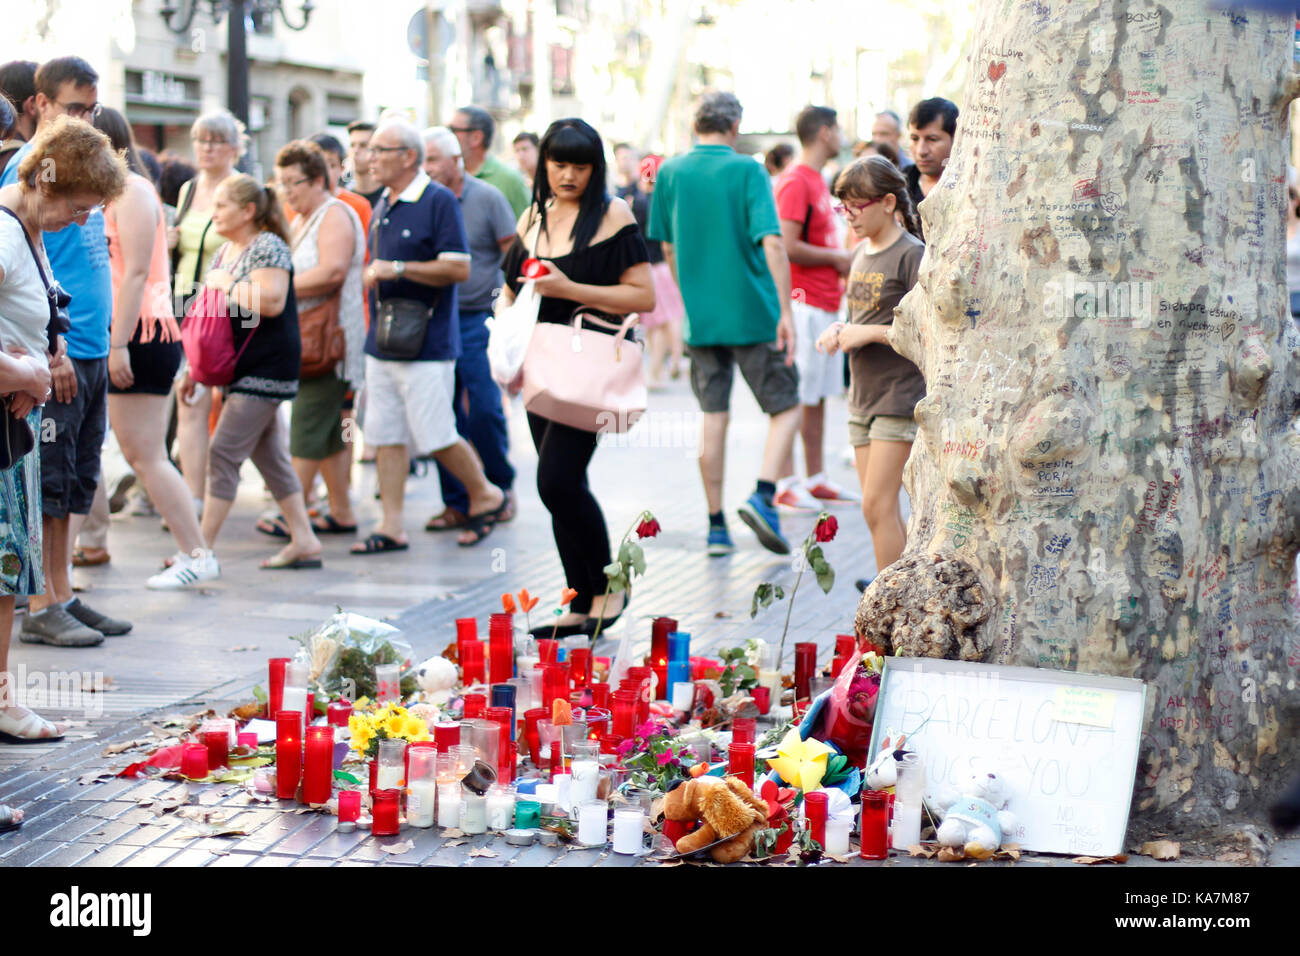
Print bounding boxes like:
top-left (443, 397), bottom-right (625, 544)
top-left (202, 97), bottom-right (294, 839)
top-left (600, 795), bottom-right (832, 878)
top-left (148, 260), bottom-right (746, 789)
top-left (451, 105), bottom-right (531, 218)
top-left (648, 91), bottom-right (800, 558)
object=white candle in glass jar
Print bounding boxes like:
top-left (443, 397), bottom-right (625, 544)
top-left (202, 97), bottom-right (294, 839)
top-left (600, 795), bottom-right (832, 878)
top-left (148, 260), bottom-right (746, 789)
top-left (612, 808), bottom-right (644, 855)
top-left (407, 779), bottom-right (436, 828)
top-left (578, 801), bottom-right (607, 846)
top-left (825, 817), bottom-right (852, 855)
top-left (437, 782), bottom-right (462, 828)
top-left (461, 791), bottom-right (488, 834)
top-left (554, 773), bottom-right (572, 813)
top-left (486, 788), bottom-right (515, 830)
top-left (570, 759), bottom-right (599, 806)
top-left (891, 804), bottom-right (922, 849)
top-left (376, 764), bottom-right (403, 790)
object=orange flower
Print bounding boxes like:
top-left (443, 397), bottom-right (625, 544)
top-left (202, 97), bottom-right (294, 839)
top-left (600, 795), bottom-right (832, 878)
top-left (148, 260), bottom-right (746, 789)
top-left (518, 588), bottom-right (539, 613)
top-left (552, 698), bottom-right (573, 727)
top-left (501, 593), bottom-right (517, 614)
top-left (559, 587), bottom-right (578, 606)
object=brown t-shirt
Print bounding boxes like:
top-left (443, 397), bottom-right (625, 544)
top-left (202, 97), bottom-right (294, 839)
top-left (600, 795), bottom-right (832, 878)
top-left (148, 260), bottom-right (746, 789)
top-left (844, 231), bottom-right (925, 420)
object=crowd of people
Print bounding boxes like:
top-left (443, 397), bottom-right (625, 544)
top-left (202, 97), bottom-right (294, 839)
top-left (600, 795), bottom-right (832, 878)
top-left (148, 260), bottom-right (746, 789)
top-left (0, 52), bottom-right (959, 832)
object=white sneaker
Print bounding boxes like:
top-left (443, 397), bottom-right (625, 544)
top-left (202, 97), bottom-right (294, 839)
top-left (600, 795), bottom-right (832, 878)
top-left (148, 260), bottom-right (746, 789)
top-left (775, 481), bottom-right (823, 511)
top-left (806, 472), bottom-right (861, 504)
top-left (147, 551), bottom-right (220, 590)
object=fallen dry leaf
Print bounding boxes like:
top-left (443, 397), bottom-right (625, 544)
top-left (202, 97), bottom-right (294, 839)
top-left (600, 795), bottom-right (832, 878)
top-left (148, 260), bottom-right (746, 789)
top-left (102, 737), bottom-right (152, 755)
top-left (443, 838), bottom-right (468, 848)
top-left (713, 611), bottom-right (732, 619)
top-left (78, 771), bottom-right (115, 786)
top-left (441, 828), bottom-right (466, 839)
top-left (380, 840), bottom-right (415, 855)
top-left (1071, 854), bottom-right (1128, 865)
top-left (225, 645), bottom-right (259, 652)
top-left (827, 853), bottom-right (854, 864)
top-left (1215, 850), bottom-right (1248, 863)
top-left (937, 846), bottom-right (966, 862)
top-left (229, 701), bottom-right (263, 721)
top-left (908, 844), bottom-right (938, 859)
top-left (1140, 840), bottom-right (1180, 861)
top-left (469, 847), bottom-right (498, 858)
top-left (993, 844), bottom-right (1021, 862)
top-left (964, 842), bottom-right (995, 861)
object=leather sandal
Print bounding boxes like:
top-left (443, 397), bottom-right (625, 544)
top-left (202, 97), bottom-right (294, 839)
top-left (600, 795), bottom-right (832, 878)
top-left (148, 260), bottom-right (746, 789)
top-left (0, 707), bottom-right (66, 745)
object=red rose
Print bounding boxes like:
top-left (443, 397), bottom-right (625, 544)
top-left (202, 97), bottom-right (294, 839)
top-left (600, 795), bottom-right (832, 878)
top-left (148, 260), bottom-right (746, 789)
top-left (814, 514), bottom-right (838, 543)
top-left (636, 516), bottom-right (661, 539)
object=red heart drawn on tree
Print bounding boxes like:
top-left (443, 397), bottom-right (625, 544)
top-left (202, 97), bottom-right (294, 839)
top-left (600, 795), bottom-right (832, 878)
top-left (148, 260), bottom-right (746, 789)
top-left (988, 61), bottom-right (1007, 83)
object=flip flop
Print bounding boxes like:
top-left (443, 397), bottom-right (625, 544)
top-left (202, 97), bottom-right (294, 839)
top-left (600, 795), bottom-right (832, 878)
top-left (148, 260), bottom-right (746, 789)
top-left (0, 804), bottom-right (22, 833)
top-left (457, 496), bottom-right (511, 548)
top-left (259, 554), bottom-right (323, 570)
top-left (312, 514), bottom-right (358, 534)
top-left (255, 514), bottom-right (290, 538)
top-left (351, 533), bottom-right (409, 555)
top-left (425, 508), bottom-right (468, 532)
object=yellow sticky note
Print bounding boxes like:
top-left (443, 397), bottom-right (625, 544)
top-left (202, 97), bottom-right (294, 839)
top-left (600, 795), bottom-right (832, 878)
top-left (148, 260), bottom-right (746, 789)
top-left (1052, 686), bottom-right (1116, 728)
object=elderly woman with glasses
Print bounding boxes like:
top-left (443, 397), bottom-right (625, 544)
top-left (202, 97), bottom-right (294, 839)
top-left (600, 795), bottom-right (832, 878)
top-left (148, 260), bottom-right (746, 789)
top-left (169, 109), bottom-right (246, 520)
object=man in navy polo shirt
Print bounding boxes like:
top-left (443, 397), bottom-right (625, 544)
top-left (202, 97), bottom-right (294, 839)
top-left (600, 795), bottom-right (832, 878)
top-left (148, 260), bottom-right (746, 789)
top-left (353, 119), bottom-right (506, 553)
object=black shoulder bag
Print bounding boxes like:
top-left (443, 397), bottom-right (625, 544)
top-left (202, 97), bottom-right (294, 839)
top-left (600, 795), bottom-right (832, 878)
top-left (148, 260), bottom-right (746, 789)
top-left (370, 194), bottom-right (439, 359)
top-left (0, 205), bottom-right (71, 469)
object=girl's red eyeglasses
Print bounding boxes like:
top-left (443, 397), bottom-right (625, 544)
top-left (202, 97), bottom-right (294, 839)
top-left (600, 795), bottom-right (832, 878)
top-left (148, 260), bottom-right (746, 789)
top-left (834, 198), bottom-right (881, 217)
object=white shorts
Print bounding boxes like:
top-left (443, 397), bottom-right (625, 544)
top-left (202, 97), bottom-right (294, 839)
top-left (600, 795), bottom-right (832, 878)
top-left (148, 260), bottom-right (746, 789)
top-left (362, 356), bottom-right (459, 455)
top-left (792, 300), bottom-right (845, 405)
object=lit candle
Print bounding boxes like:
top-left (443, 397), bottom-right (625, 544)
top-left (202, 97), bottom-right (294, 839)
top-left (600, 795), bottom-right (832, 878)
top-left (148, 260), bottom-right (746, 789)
top-left (583, 707), bottom-right (610, 741)
top-left (337, 790), bottom-right (360, 831)
top-left (611, 690), bottom-right (636, 738)
top-left (831, 634), bottom-right (856, 678)
top-left (569, 647), bottom-right (591, 690)
top-left (460, 789), bottom-right (488, 834)
top-left (650, 617), bottom-right (676, 699)
top-left (578, 800), bottom-right (608, 846)
top-left (371, 788), bottom-right (401, 836)
top-left (437, 781), bottom-right (462, 828)
top-left (523, 708), bottom-right (546, 765)
top-left (486, 785), bottom-right (515, 830)
top-left (181, 743), bottom-right (209, 779)
top-left (612, 808), bottom-right (644, 855)
top-left (327, 699), bottom-right (352, 727)
top-left (275, 711), bottom-right (302, 799)
top-left (301, 726), bottom-right (334, 805)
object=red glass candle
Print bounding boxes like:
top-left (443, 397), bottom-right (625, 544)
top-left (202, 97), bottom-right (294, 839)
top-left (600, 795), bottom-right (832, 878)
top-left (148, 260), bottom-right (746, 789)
top-left (627, 666), bottom-right (653, 724)
top-left (831, 634), bottom-right (856, 678)
top-left (327, 699), bottom-right (352, 727)
top-left (523, 708), bottom-right (546, 766)
top-left (238, 731), bottom-right (259, 750)
top-left (372, 788), bottom-right (401, 836)
top-left (460, 641), bottom-right (486, 686)
top-left (794, 643), bottom-right (818, 701)
top-left (860, 790), bottom-right (890, 859)
top-left (463, 693), bottom-right (487, 720)
top-left (584, 707), bottom-right (610, 741)
top-left (731, 717), bottom-right (756, 746)
top-left (368, 757), bottom-right (379, 798)
top-left (338, 789), bottom-right (361, 826)
top-left (302, 726), bottom-right (334, 805)
top-left (203, 730), bottom-right (229, 771)
top-left (751, 685), bottom-right (772, 716)
top-left (804, 790), bottom-right (828, 849)
top-left (456, 617), bottom-right (478, 644)
top-left (305, 692), bottom-right (316, 724)
top-left (536, 639), bottom-right (558, 664)
top-left (549, 740), bottom-right (563, 780)
top-left (181, 743), bottom-right (209, 779)
top-left (591, 682), bottom-right (610, 710)
top-left (691, 681), bottom-right (715, 713)
top-left (611, 690), bottom-right (636, 738)
top-left (542, 663), bottom-right (568, 711)
top-left (485, 706), bottom-right (513, 774)
top-left (275, 711), bottom-right (302, 799)
top-left (499, 742), bottom-right (518, 784)
top-left (569, 647), bottom-right (591, 689)
top-left (649, 616), bottom-right (677, 699)
top-left (433, 721), bottom-right (461, 752)
top-left (267, 657), bottom-right (290, 719)
top-left (728, 741), bottom-right (755, 789)
top-left (488, 614), bottom-right (514, 684)
top-left (599, 734), bottom-right (623, 755)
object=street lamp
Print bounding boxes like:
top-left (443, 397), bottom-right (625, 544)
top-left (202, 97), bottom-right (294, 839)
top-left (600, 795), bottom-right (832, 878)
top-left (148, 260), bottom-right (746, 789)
top-left (158, 0), bottom-right (314, 127)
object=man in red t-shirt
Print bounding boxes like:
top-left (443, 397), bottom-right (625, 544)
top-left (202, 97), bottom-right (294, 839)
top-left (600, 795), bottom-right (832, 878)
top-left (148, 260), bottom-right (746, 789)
top-left (775, 105), bottom-right (858, 507)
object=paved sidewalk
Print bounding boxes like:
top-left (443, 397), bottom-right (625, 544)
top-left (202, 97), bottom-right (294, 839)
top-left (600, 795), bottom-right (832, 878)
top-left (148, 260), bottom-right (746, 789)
top-left (0, 378), bottom-right (1287, 867)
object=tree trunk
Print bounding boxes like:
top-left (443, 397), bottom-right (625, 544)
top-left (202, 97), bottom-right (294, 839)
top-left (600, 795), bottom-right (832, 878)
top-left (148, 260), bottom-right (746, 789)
top-left (856, 1), bottom-right (1300, 832)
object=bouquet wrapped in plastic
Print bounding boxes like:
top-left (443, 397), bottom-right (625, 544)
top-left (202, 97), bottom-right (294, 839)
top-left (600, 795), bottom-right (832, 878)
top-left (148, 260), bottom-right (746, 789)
top-left (803, 646), bottom-right (881, 770)
top-left (291, 611), bottom-right (415, 700)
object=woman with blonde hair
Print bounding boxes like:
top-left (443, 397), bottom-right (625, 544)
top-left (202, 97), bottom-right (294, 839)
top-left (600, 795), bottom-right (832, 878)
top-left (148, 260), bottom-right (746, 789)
top-left (177, 174), bottom-right (322, 572)
top-left (0, 115), bottom-right (123, 826)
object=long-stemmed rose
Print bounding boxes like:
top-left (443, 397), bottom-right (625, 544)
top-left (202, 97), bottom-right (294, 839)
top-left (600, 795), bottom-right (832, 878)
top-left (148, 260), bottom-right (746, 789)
top-left (592, 510), bottom-right (661, 644)
top-left (750, 513), bottom-right (838, 674)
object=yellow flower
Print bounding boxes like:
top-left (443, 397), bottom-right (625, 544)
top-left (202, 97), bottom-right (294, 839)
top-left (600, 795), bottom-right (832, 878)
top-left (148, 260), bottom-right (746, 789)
top-left (351, 728), bottom-right (373, 754)
top-left (348, 714), bottom-right (368, 736)
top-left (384, 713), bottom-right (406, 736)
top-left (401, 716), bottom-right (427, 740)
top-left (412, 732), bottom-right (432, 743)
top-left (354, 696), bottom-right (371, 710)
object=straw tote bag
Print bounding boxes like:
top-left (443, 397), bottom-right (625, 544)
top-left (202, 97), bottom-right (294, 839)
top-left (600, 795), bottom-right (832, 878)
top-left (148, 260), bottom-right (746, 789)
top-left (521, 309), bottom-right (646, 434)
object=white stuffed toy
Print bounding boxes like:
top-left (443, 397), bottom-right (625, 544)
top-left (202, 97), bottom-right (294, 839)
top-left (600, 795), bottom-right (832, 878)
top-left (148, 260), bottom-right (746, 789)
top-left (933, 768), bottom-right (1020, 851)
top-left (414, 656), bottom-right (458, 706)
top-left (865, 733), bottom-right (907, 789)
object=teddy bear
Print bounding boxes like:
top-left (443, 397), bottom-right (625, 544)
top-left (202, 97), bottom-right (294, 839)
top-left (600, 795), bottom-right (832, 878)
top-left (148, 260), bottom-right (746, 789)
top-left (662, 775), bottom-right (769, 864)
top-left (414, 656), bottom-right (458, 706)
top-left (932, 768), bottom-right (1020, 852)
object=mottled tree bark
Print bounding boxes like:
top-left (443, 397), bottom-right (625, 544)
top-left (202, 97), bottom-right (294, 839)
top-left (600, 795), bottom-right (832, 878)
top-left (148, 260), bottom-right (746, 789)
top-left (856, 0), bottom-right (1300, 830)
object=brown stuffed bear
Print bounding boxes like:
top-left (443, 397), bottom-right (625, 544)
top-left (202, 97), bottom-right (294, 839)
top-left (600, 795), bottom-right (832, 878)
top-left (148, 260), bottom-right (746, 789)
top-left (662, 776), bottom-right (769, 863)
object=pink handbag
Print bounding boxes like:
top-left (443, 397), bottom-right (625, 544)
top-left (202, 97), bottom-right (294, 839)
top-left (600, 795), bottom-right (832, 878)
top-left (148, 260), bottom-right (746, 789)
top-left (521, 309), bottom-right (647, 433)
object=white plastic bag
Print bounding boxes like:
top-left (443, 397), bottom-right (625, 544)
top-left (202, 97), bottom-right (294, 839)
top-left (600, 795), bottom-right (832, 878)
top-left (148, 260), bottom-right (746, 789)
top-left (487, 280), bottom-right (540, 391)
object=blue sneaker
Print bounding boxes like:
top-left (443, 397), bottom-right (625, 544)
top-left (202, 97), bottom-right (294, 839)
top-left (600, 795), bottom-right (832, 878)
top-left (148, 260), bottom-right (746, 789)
top-left (737, 492), bottom-right (791, 555)
top-left (707, 525), bottom-right (735, 557)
